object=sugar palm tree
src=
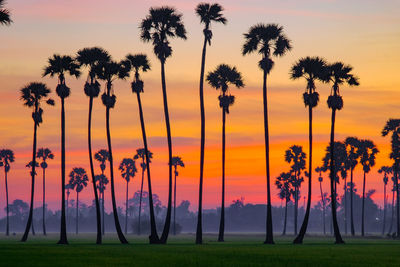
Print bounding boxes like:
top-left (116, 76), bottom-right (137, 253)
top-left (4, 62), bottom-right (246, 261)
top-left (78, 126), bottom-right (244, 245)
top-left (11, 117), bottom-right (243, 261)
top-left (20, 82), bottom-right (54, 242)
top-left (140, 6), bottom-right (187, 244)
top-left (171, 156), bottom-right (185, 235)
top-left (206, 64), bottom-right (244, 242)
top-left (344, 136), bottom-right (361, 236)
top-left (119, 158), bottom-right (137, 234)
top-left (242, 23), bottom-right (291, 244)
top-left (275, 172), bottom-right (292, 236)
top-left (0, 0), bottom-right (12, 25)
top-left (316, 167), bottom-right (326, 235)
top-left (195, 2), bottom-right (226, 245)
top-left (95, 59), bottom-right (129, 244)
top-left (326, 62), bottom-right (359, 244)
top-left (68, 167), bottom-right (89, 234)
top-left (36, 148), bottom-right (54, 235)
top-left (43, 54), bottom-right (80, 244)
top-left (0, 149), bottom-right (15, 235)
top-left (290, 56), bottom-right (327, 243)
top-left (378, 166), bottom-right (392, 235)
top-left (95, 149), bottom-right (109, 235)
top-left (76, 47), bottom-right (110, 244)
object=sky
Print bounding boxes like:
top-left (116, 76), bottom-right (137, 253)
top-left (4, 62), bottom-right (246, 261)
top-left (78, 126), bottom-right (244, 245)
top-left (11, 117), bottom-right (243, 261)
top-left (0, 0), bottom-right (399, 215)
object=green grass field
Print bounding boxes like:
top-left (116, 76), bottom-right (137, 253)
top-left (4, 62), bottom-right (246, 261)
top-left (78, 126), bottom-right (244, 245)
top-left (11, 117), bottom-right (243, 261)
top-left (0, 233), bottom-right (399, 266)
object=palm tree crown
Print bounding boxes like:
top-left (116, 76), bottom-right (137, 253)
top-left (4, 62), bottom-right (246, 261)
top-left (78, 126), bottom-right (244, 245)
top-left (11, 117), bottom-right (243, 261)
top-left (359, 139), bottom-right (379, 173)
top-left (0, 149), bottom-right (14, 172)
top-left (68, 168), bottom-right (89, 193)
top-left (195, 3), bottom-right (226, 45)
top-left (134, 148), bottom-right (153, 168)
top-left (37, 148), bottom-right (54, 169)
top-left (124, 54), bottom-right (151, 93)
top-left (95, 149), bottom-right (109, 172)
top-left (0, 0), bottom-right (12, 25)
top-left (119, 158), bottom-right (137, 183)
top-left (378, 166), bottom-right (392, 185)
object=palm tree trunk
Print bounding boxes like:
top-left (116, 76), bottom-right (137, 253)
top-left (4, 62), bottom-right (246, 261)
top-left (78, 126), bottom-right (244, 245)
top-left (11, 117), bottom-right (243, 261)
top-left (125, 180), bottom-right (128, 235)
top-left (106, 105), bottom-right (128, 244)
top-left (173, 166), bottom-right (177, 236)
top-left (138, 162), bottom-right (145, 235)
top-left (42, 167), bottom-right (46, 235)
top-left (5, 171), bottom-right (9, 236)
top-left (329, 108), bottom-right (344, 244)
top-left (361, 171), bottom-right (366, 236)
top-left (350, 168), bottom-right (355, 236)
top-left (388, 187), bottom-right (395, 234)
top-left (32, 218), bottom-right (35, 235)
top-left (88, 96), bottom-right (102, 244)
top-left (319, 181), bottom-right (325, 235)
top-left (282, 199), bottom-right (288, 235)
top-left (294, 106), bottom-right (313, 243)
top-left (76, 192), bottom-right (79, 234)
top-left (395, 169), bottom-right (400, 237)
top-left (382, 183), bottom-right (387, 235)
top-left (100, 169), bottom-right (105, 235)
top-left (58, 97), bottom-right (68, 244)
top-left (66, 191), bottom-right (69, 231)
top-left (160, 62), bottom-right (173, 244)
top-left (136, 92), bottom-right (159, 243)
top-left (344, 176), bottom-right (347, 235)
top-left (218, 108), bottom-right (226, 242)
top-left (102, 190), bottom-right (105, 235)
top-left (196, 34), bottom-right (208, 245)
top-left (294, 186), bottom-right (298, 235)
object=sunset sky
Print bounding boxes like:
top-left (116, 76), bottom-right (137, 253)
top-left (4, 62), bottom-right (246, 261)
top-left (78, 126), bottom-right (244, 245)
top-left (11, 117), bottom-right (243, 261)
top-left (0, 0), bottom-right (399, 216)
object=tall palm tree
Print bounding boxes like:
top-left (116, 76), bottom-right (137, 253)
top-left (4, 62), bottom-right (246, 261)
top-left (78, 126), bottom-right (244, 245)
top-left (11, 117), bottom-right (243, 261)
top-left (0, 149), bottom-right (15, 235)
top-left (134, 148), bottom-right (153, 236)
top-left (95, 59), bottom-right (129, 244)
top-left (344, 136), bottom-right (361, 236)
top-left (36, 148), bottom-right (54, 235)
top-left (275, 172), bottom-right (292, 236)
top-left (316, 167), bottom-right (326, 235)
top-left (290, 56), bottom-right (327, 243)
top-left (206, 64), bottom-right (244, 242)
top-left (242, 23), bottom-right (291, 244)
top-left (378, 166), bottom-right (392, 235)
top-left (171, 156), bottom-right (185, 235)
top-left (95, 149), bottom-right (109, 235)
top-left (195, 2), bottom-right (226, 245)
top-left (119, 158), bottom-right (137, 234)
top-left (125, 54), bottom-right (159, 242)
top-left (0, 0), bottom-right (12, 25)
top-left (358, 139), bottom-right (378, 236)
top-left (20, 82), bottom-right (54, 242)
top-left (140, 6), bottom-right (187, 244)
top-left (68, 167), bottom-right (89, 234)
top-left (43, 54), bottom-right (80, 244)
top-left (76, 47), bottom-right (110, 244)
top-left (382, 119), bottom-right (400, 238)
top-left (326, 62), bottom-right (359, 244)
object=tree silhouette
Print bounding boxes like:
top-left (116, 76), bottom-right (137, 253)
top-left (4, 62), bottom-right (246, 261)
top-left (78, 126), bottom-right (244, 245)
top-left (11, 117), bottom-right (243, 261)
top-left (140, 6), bottom-right (187, 244)
top-left (36, 148), bottom-right (54, 235)
top-left (316, 167), bottom-right (326, 235)
top-left (25, 161), bottom-right (38, 236)
top-left (0, 149), bottom-right (15, 235)
top-left (76, 47), bottom-right (110, 244)
top-left (0, 0), bottom-right (12, 25)
top-left (20, 82), bottom-right (54, 242)
top-left (275, 172), bottom-right (292, 236)
top-left (388, 175), bottom-right (397, 235)
top-left (171, 156), bottom-right (185, 235)
top-left (119, 158), bottom-right (137, 234)
top-left (242, 23), bottom-right (291, 244)
top-left (68, 167), bottom-right (89, 234)
top-left (290, 56), bottom-right (327, 243)
top-left (195, 2), bottom-right (226, 245)
top-left (206, 63), bottom-right (244, 242)
top-left (95, 149), bottom-right (109, 235)
top-left (378, 166), bottom-right (392, 235)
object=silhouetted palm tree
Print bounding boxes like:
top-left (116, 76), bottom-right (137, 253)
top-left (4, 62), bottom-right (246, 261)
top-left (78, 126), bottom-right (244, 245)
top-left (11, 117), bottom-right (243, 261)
top-left (316, 167), bottom-right (326, 235)
top-left (378, 166), bottom-right (392, 235)
top-left (134, 148), bottom-right (153, 236)
top-left (119, 158), bottom-right (137, 234)
top-left (388, 175), bottom-right (396, 235)
top-left (65, 183), bottom-right (73, 226)
top-left (206, 64), bottom-right (244, 242)
top-left (68, 167), bottom-right (89, 234)
top-left (0, 149), bottom-right (15, 235)
top-left (290, 56), bottom-right (327, 243)
top-left (95, 59), bottom-right (129, 244)
top-left (95, 149), bottom-right (109, 235)
top-left (36, 148), bottom-right (54, 235)
top-left (20, 82), bottom-right (54, 242)
top-left (195, 2), bottom-right (226, 245)
top-left (242, 23), bottom-right (291, 244)
top-left (326, 62), bottom-right (359, 243)
top-left (77, 47), bottom-right (110, 244)
top-left (0, 0), bottom-right (12, 25)
top-left (275, 172), bottom-right (291, 236)
top-left (140, 6), bottom-right (187, 244)
top-left (43, 54), bottom-right (80, 244)
top-left (171, 156), bottom-right (185, 235)
top-left (25, 160), bottom-right (38, 235)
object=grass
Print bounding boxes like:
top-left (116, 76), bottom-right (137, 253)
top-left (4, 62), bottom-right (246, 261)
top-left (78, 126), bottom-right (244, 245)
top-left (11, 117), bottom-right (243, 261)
top-left (0, 233), bottom-right (399, 266)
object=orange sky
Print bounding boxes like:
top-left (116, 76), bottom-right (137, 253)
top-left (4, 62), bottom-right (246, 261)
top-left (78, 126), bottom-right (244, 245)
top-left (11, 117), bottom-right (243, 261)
top-left (0, 0), bottom-right (400, 215)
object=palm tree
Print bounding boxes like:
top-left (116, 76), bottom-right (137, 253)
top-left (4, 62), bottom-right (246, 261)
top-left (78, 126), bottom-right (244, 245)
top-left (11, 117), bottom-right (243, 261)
top-left (65, 183), bottom-right (73, 226)
top-left (76, 47), bottom-right (111, 244)
top-left (344, 136), bottom-right (361, 236)
top-left (242, 23), bottom-right (292, 244)
top-left (95, 149), bottom-right (109, 235)
top-left (195, 2), bottom-right (226, 245)
top-left (326, 62), bottom-right (359, 244)
top-left (0, 149), bottom-right (15, 235)
top-left (206, 64), bottom-right (244, 242)
top-left (171, 156), bottom-right (185, 235)
top-left (290, 56), bottom-right (327, 243)
top-left (388, 175), bottom-right (396, 235)
top-left (119, 158), bottom-right (137, 234)
top-left (95, 59), bottom-right (129, 244)
top-left (0, 0), bottom-right (12, 25)
top-left (20, 82), bottom-right (54, 242)
top-left (275, 172), bottom-right (292, 236)
top-left (140, 6), bottom-right (187, 244)
top-left (316, 167), bottom-right (326, 235)
top-left (358, 139), bottom-right (378, 236)
top-left (43, 54), bottom-right (80, 244)
top-left (378, 166), bottom-right (392, 235)
top-left (36, 148), bottom-right (54, 235)
top-left (68, 167), bottom-right (89, 234)
top-left (134, 148), bottom-right (153, 236)
top-left (25, 160), bottom-right (39, 235)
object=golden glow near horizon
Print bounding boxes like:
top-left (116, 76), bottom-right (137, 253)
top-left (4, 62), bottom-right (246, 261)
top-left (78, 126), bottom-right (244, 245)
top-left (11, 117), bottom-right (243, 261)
top-left (0, 0), bottom-right (399, 214)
